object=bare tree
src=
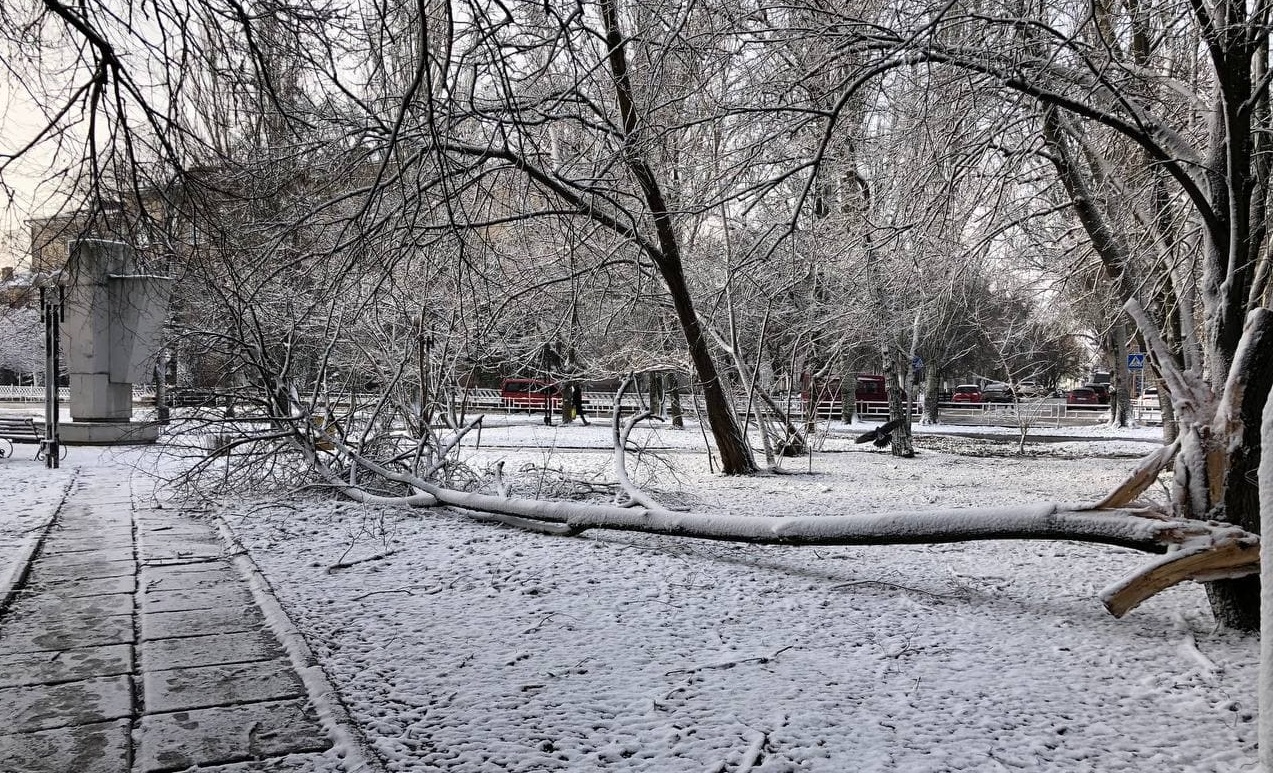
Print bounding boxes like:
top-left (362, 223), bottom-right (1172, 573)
top-left (3, 0), bottom-right (1263, 631)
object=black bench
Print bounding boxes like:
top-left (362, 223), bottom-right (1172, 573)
top-left (0, 416), bottom-right (42, 459)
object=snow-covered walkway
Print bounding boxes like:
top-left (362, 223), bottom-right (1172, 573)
top-left (0, 454), bottom-right (366, 772)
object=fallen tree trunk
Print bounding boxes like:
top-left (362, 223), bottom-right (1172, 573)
top-left (332, 452), bottom-right (1259, 616)
top-left (433, 493), bottom-right (1198, 552)
top-left (295, 411), bottom-right (1261, 620)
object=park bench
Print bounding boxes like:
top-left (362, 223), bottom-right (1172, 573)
top-left (0, 416), bottom-right (43, 459)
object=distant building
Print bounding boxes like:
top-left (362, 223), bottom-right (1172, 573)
top-left (26, 204), bottom-right (144, 277)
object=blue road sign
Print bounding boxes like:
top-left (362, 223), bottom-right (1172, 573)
top-left (1127, 352), bottom-right (1146, 370)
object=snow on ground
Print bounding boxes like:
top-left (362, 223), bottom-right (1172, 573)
top-left (0, 415), bottom-right (1258, 771)
top-left (0, 446), bottom-right (75, 589)
top-left (212, 418), bottom-right (1255, 772)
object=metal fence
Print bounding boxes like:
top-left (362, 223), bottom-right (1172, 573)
top-left (0, 385), bottom-right (156, 403)
top-left (0, 382), bottom-right (1161, 428)
top-left (0, 385), bottom-right (69, 402)
top-left (797, 397), bottom-right (1120, 427)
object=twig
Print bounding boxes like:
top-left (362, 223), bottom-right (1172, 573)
top-left (664, 645), bottom-right (795, 676)
top-left (830, 579), bottom-right (959, 599)
top-left (326, 550), bottom-right (396, 573)
top-left (354, 587), bottom-right (424, 600)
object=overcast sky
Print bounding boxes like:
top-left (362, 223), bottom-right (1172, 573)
top-left (1, 77), bottom-right (56, 270)
top-left (0, 25), bottom-right (89, 272)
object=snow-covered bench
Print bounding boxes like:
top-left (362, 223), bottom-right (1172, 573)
top-left (0, 416), bottom-right (41, 458)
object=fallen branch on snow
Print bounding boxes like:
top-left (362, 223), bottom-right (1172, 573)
top-left (296, 406), bottom-right (1259, 618)
top-left (326, 550), bottom-right (397, 573)
top-left (665, 645), bottom-right (796, 675)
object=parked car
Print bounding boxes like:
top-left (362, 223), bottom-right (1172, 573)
top-left (1066, 387), bottom-right (1101, 405)
top-left (1014, 381), bottom-right (1046, 398)
top-left (951, 384), bottom-right (983, 403)
top-left (853, 374), bottom-right (889, 405)
top-left (981, 382), bottom-right (1014, 403)
top-left (1083, 383), bottom-right (1111, 403)
top-left (499, 378), bottom-right (559, 409)
top-left (1136, 387), bottom-right (1160, 409)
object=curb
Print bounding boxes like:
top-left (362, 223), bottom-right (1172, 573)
top-left (214, 516), bottom-right (385, 773)
top-left (0, 468), bottom-right (79, 615)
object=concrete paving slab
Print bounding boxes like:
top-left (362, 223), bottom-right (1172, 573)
top-left (141, 630), bottom-right (285, 671)
top-left (137, 531), bottom-right (222, 548)
top-left (52, 508), bottom-right (133, 527)
top-left (38, 544), bottom-right (136, 567)
top-left (5, 591), bottom-right (133, 622)
top-left (140, 540), bottom-right (227, 563)
top-left (26, 557), bottom-right (135, 581)
top-left (40, 533), bottom-right (135, 551)
top-left (142, 560), bottom-right (240, 591)
top-left (142, 605), bottom-right (264, 640)
top-left (21, 573), bottom-right (136, 599)
top-left (40, 535), bottom-right (136, 554)
top-left (136, 698), bottom-right (329, 773)
top-left (143, 659), bottom-right (305, 713)
top-left (0, 674), bottom-right (133, 733)
top-left (0, 643), bottom-right (133, 688)
top-left (51, 516), bottom-right (133, 529)
top-left (0, 613), bottom-right (134, 652)
top-left (0, 718), bottom-right (130, 773)
top-left (142, 583), bottom-right (255, 614)
top-left (137, 524), bottom-right (221, 540)
top-left (136, 520), bottom-right (219, 534)
top-left (138, 522), bottom-right (218, 533)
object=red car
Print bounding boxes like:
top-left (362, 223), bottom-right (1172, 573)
top-left (1066, 387), bottom-right (1101, 405)
top-left (499, 378), bottom-right (559, 409)
top-left (951, 384), bottom-right (983, 403)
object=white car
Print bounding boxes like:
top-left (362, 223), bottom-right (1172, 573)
top-left (1136, 388), bottom-right (1160, 409)
top-left (1014, 381), bottom-right (1047, 398)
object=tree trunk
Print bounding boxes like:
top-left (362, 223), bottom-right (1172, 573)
top-left (882, 353), bottom-right (915, 457)
top-left (648, 372), bottom-right (664, 417)
top-left (1258, 379), bottom-right (1273, 770)
top-left (1158, 377), bottom-right (1179, 443)
top-left (598, 0), bottom-right (756, 474)
top-left (560, 381), bottom-right (581, 424)
top-left (923, 367), bottom-right (940, 425)
top-left (667, 373), bottom-right (683, 429)
top-left (840, 376), bottom-right (855, 423)
top-left (1110, 322), bottom-right (1132, 427)
top-left (1203, 312), bottom-right (1273, 630)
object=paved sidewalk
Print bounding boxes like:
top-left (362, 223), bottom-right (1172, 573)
top-left (0, 464), bottom-right (357, 772)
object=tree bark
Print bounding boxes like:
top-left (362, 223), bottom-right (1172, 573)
top-left (667, 373), bottom-right (683, 429)
top-left (1110, 322), bottom-right (1131, 428)
top-left (1205, 310), bottom-right (1273, 629)
top-left (598, 0), bottom-right (756, 474)
top-left (1258, 378), bottom-right (1273, 770)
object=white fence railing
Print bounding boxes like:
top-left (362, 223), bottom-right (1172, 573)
top-left (797, 398), bottom-right (1117, 427)
top-left (0, 381), bottom-right (1152, 429)
top-left (0, 386), bottom-right (70, 402)
top-left (0, 385), bottom-right (156, 403)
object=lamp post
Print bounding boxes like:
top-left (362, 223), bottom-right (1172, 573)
top-left (39, 285), bottom-right (63, 468)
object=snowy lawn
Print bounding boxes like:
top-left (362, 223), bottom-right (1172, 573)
top-left (201, 418), bottom-right (1259, 772)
